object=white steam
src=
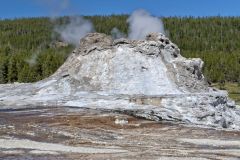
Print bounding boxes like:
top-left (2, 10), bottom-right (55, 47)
top-left (25, 44), bottom-right (45, 65)
top-left (54, 16), bottom-right (94, 46)
top-left (127, 9), bottom-right (165, 40)
top-left (111, 27), bottom-right (126, 39)
top-left (26, 53), bottom-right (39, 66)
top-left (35, 0), bottom-right (94, 46)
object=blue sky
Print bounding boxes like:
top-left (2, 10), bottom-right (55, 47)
top-left (0, 0), bottom-right (240, 19)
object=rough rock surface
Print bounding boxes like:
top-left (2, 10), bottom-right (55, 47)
top-left (0, 32), bottom-right (240, 130)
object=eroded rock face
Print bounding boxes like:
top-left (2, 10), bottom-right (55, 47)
top-left (0, 33), bottom-right (240, 130)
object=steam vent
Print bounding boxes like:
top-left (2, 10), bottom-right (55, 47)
top-left (0, 33), bottom-right (240, 130)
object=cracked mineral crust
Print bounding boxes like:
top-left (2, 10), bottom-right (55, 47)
top-left (0, 32), bottom-right (240, 130)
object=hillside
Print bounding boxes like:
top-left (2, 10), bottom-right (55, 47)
top-left (0, 16), bottom-right (239, 84)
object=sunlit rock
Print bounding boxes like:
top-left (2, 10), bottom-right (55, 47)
top-left (0, 32), bottom-right (239, 130)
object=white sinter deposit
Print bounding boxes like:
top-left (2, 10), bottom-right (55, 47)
top-left (0, 33), bottom-right (240, 130)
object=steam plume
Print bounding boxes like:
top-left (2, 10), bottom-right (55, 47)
top-left (111, 27), bottom-right (126, 39)
top-left (127, 9), bottom-right (165, 40)
top-left (25, 44), bottom-right (45, 65)
top-left (35, 0), bottom-right (94, 46)
top-left (54, 16), bottom-right (95, 46)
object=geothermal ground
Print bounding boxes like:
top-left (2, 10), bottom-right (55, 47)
top-left (0, 107), bottom-right (240, 160)
top-left (1, 33), bottom-right (240, 159)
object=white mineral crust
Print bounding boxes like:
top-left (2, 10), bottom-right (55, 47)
top-left (0, 33), bottom-right (239, 130)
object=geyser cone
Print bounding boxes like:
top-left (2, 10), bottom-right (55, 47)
top-left (55, 32), bottom-right (207, 94)
top-left (0, 33), bottom-right (239, 130)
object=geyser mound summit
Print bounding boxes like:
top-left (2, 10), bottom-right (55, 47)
top-left (56, 32), bottom-right (207, 94)
top-left (0, 33), bottom-right (240, 130)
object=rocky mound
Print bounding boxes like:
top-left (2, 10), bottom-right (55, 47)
top-left (55, 33), bottom-right (208, 94)
top-left (0, 33), bottom-right (239, 130)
